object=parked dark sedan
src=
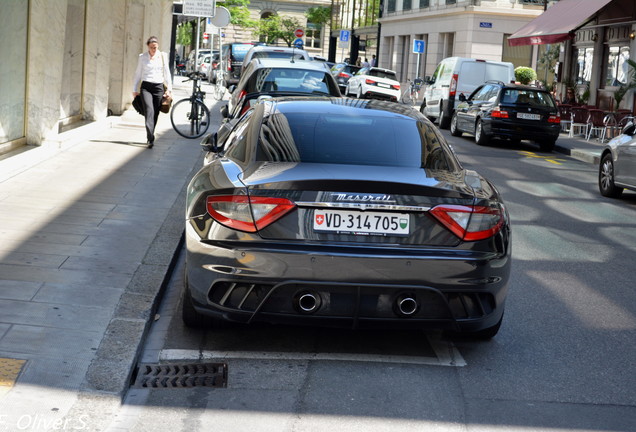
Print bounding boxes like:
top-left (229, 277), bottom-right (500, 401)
top-left (450, 81), bottom-right (561, 152)
top-left (599, 121), bottom-right (636, 198)
top-left (183, 98), bottom-right (511, 338)
top-left (330, 62), bottom-right (361, 92)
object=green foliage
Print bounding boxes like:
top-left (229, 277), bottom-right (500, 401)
top-left (515, 66), bottom-right (537, 85)
top-left (252, 15), bottom-right (302, 47)
top-left (306, 6), bottom-right (331, 24)
top-left (218, 0), bottom-right (256, 27)
top-left (176, 22), bottom-right (193, 47)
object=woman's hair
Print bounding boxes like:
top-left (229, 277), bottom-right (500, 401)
top-left (146, 36), bottom-right (158, 45)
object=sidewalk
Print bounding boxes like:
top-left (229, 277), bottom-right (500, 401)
top-left (0, 93), bottom-right (604, 430)
top-left (0, 80), bottom-right (216, 430)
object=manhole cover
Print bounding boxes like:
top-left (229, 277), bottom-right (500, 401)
top-left (133, 362), bottom-right (227, 389)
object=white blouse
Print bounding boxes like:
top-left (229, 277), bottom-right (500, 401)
top-left (132, 51), bottom-right (172, 93)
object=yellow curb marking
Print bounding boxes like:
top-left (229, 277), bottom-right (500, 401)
top-left (519, 151), bottom-right (564, 165)
top-left (0, 358), bottom-right (26, 390)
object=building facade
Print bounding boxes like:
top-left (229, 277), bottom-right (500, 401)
top-left (377, 0), bottom-right (546, 81)
top-left (0, 0), bottom-right (174, 156)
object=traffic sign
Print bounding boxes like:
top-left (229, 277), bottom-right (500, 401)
top-left (412, 39), bottom-right (425, 54)
top-left (293, 38), bottom-right (304, 48)
top-left (294, 28), bottom-right (304, 38)
top-left (339, 30), bottom-right (350, 42)
top-left (182, 0), bottom-right (215, 17)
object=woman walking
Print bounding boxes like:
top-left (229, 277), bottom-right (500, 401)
top-left (132, 36), bottom-right (172, 148)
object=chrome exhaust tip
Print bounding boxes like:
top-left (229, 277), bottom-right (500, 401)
top-left (295, 291), bottom-right (321, 313)
top-left (396, 295), bottom-right (418, 316)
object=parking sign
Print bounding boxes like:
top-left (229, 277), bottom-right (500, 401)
top-left (339, 30), bottom-right (350, 42)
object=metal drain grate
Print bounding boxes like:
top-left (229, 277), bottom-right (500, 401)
top-left (133, 362), bottom-right (227, 389)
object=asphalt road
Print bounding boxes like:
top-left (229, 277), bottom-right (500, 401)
top-left (106, 105), bottom-right (636, 432)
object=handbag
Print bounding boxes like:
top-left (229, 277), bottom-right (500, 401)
top-left (160, 92), bottom-right (172, 113)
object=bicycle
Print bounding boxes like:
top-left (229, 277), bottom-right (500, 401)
top-left (170, 72), bottom-right (211, 139)
top-left (400, 78), bottom-right (424, 106)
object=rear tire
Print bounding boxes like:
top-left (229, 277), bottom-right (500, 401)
top-left (356, 86), bottom-right (363, 99)
top-left (182, 276), bottom-right (232, 329)
top-left (599, 153), bottom-right (624, 198)
top-left (475, 119), bottom-right (489, 146)
top-left (450, 113), bottom-right (462, 137)
top-left (539, 139), bottom-right (556, 152)
top-left (438, 104), bottom-right (451, 129)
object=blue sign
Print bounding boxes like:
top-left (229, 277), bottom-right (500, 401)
top-left (412, 39), bottom-right (425, 54)
top-left (480, 22), bottom-right (493, 28)
top-left (293, 38), bottom-right (304, 48)
top-left (339, 30), bottom-right (350, 42)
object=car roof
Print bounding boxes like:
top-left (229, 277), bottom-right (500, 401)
top-left (484, 81), bottom-right (551, 92)
top-left (251, 58), bottom-right (331, 71)
top-left (368, 67), bottom-right (397, 74)
top-left (261, 96), bottom-right (426, 120)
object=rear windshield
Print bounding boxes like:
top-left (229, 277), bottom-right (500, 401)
top-left (368, 69), bottom-right (397, 80)
top-left (256, 111), bottom-right (454, 170)
top-left (247, 68), bottom-right (334, 95)
top-left (253, 51), bottom-right (306, 61)
top-left (501, 89), bottom-right (556, 108)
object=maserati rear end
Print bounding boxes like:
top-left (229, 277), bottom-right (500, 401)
top-left (184, 98), bottom-right (511, 338)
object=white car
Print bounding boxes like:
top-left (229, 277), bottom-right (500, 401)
top-left (345, 67), bottom-right (401, 102)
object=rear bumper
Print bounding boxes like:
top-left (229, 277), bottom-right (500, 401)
top-left (485, 119), bottom-right (561, 141)
top-left (362, 87), bottom-right (400, 102)
top-left (185, 225), bottom-right (511, 333)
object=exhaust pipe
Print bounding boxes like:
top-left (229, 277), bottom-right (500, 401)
top-left (396, 295), bottom-right (418, 316)
top-left (295, 291), bottom-right (321, 313)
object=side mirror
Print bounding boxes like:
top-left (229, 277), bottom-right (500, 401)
top-left (220, 104), bottom-right (229, 119)
top-left (228, 85), bottom-right (236, 94)
top-left (622, 121), bottom-right (635, 136)
top-left (200, 132), bottom-right (220, 153)
top-left (425, 76), bottom-right (432, 84)
top-left (459, 93), bottom-right (467, 102)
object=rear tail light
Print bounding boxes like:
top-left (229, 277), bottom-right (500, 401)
top-left (338, 72), bottom-right (352, 78)
top-left (206, 195), bottom-right (296, 232)
top-left (429, 204), bottom-right (505, 241)
top-left (449, 74), bottom-right (458, 97)
top-left (548, 114), bottom-right (560, 123)
top-left (491, 108), bottom-right (509, 119)
top-left (365, 79), bottom-right (377, 85)
top-left (392, 84), bottom-right (400, 90)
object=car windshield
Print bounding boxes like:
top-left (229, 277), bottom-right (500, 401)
top-left (501, 89), bottom-right (556, 108)
top-left (368, 69), bottom-right (397, 80)
top-left (256, 109), bottom-right (453, 170)
top-left (248, 68), bottom-right (332, 94)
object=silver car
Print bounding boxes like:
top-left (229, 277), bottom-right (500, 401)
top-left (599, 121), bottom-right (636, 198)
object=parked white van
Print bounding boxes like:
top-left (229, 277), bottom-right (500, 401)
top-left (420, 57), bottom-right (515, 129)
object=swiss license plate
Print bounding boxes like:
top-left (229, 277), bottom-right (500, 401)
top-left (377, 82), bottom-right (390, 89)
top-left (517, 112), bottom-right (541, 120)
top-left (313, 209), bottom-right (409, 236)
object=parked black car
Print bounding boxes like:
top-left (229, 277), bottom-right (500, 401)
top-left (330, 63), bottom-right (361, 92)
top-left (183, 98), bottom-right (511, 339)
top-left (450, 81), bottom-right (561, 151)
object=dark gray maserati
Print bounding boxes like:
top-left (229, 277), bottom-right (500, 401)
top-left (183, 97), bottom-right (511, 338)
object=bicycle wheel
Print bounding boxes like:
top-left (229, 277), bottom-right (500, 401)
top-left (170, 99), bottom-right (211, 139)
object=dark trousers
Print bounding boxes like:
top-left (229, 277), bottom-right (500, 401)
top-left (141, 81), bottom-right (164, 143)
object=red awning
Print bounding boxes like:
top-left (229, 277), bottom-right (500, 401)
top-left (508, 0), bottom-right (613, 46)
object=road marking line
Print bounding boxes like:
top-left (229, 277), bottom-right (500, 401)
top-left (518, 150), bottom-right (564, 165)
top-left (160, 344), bottom-right (465, 367)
